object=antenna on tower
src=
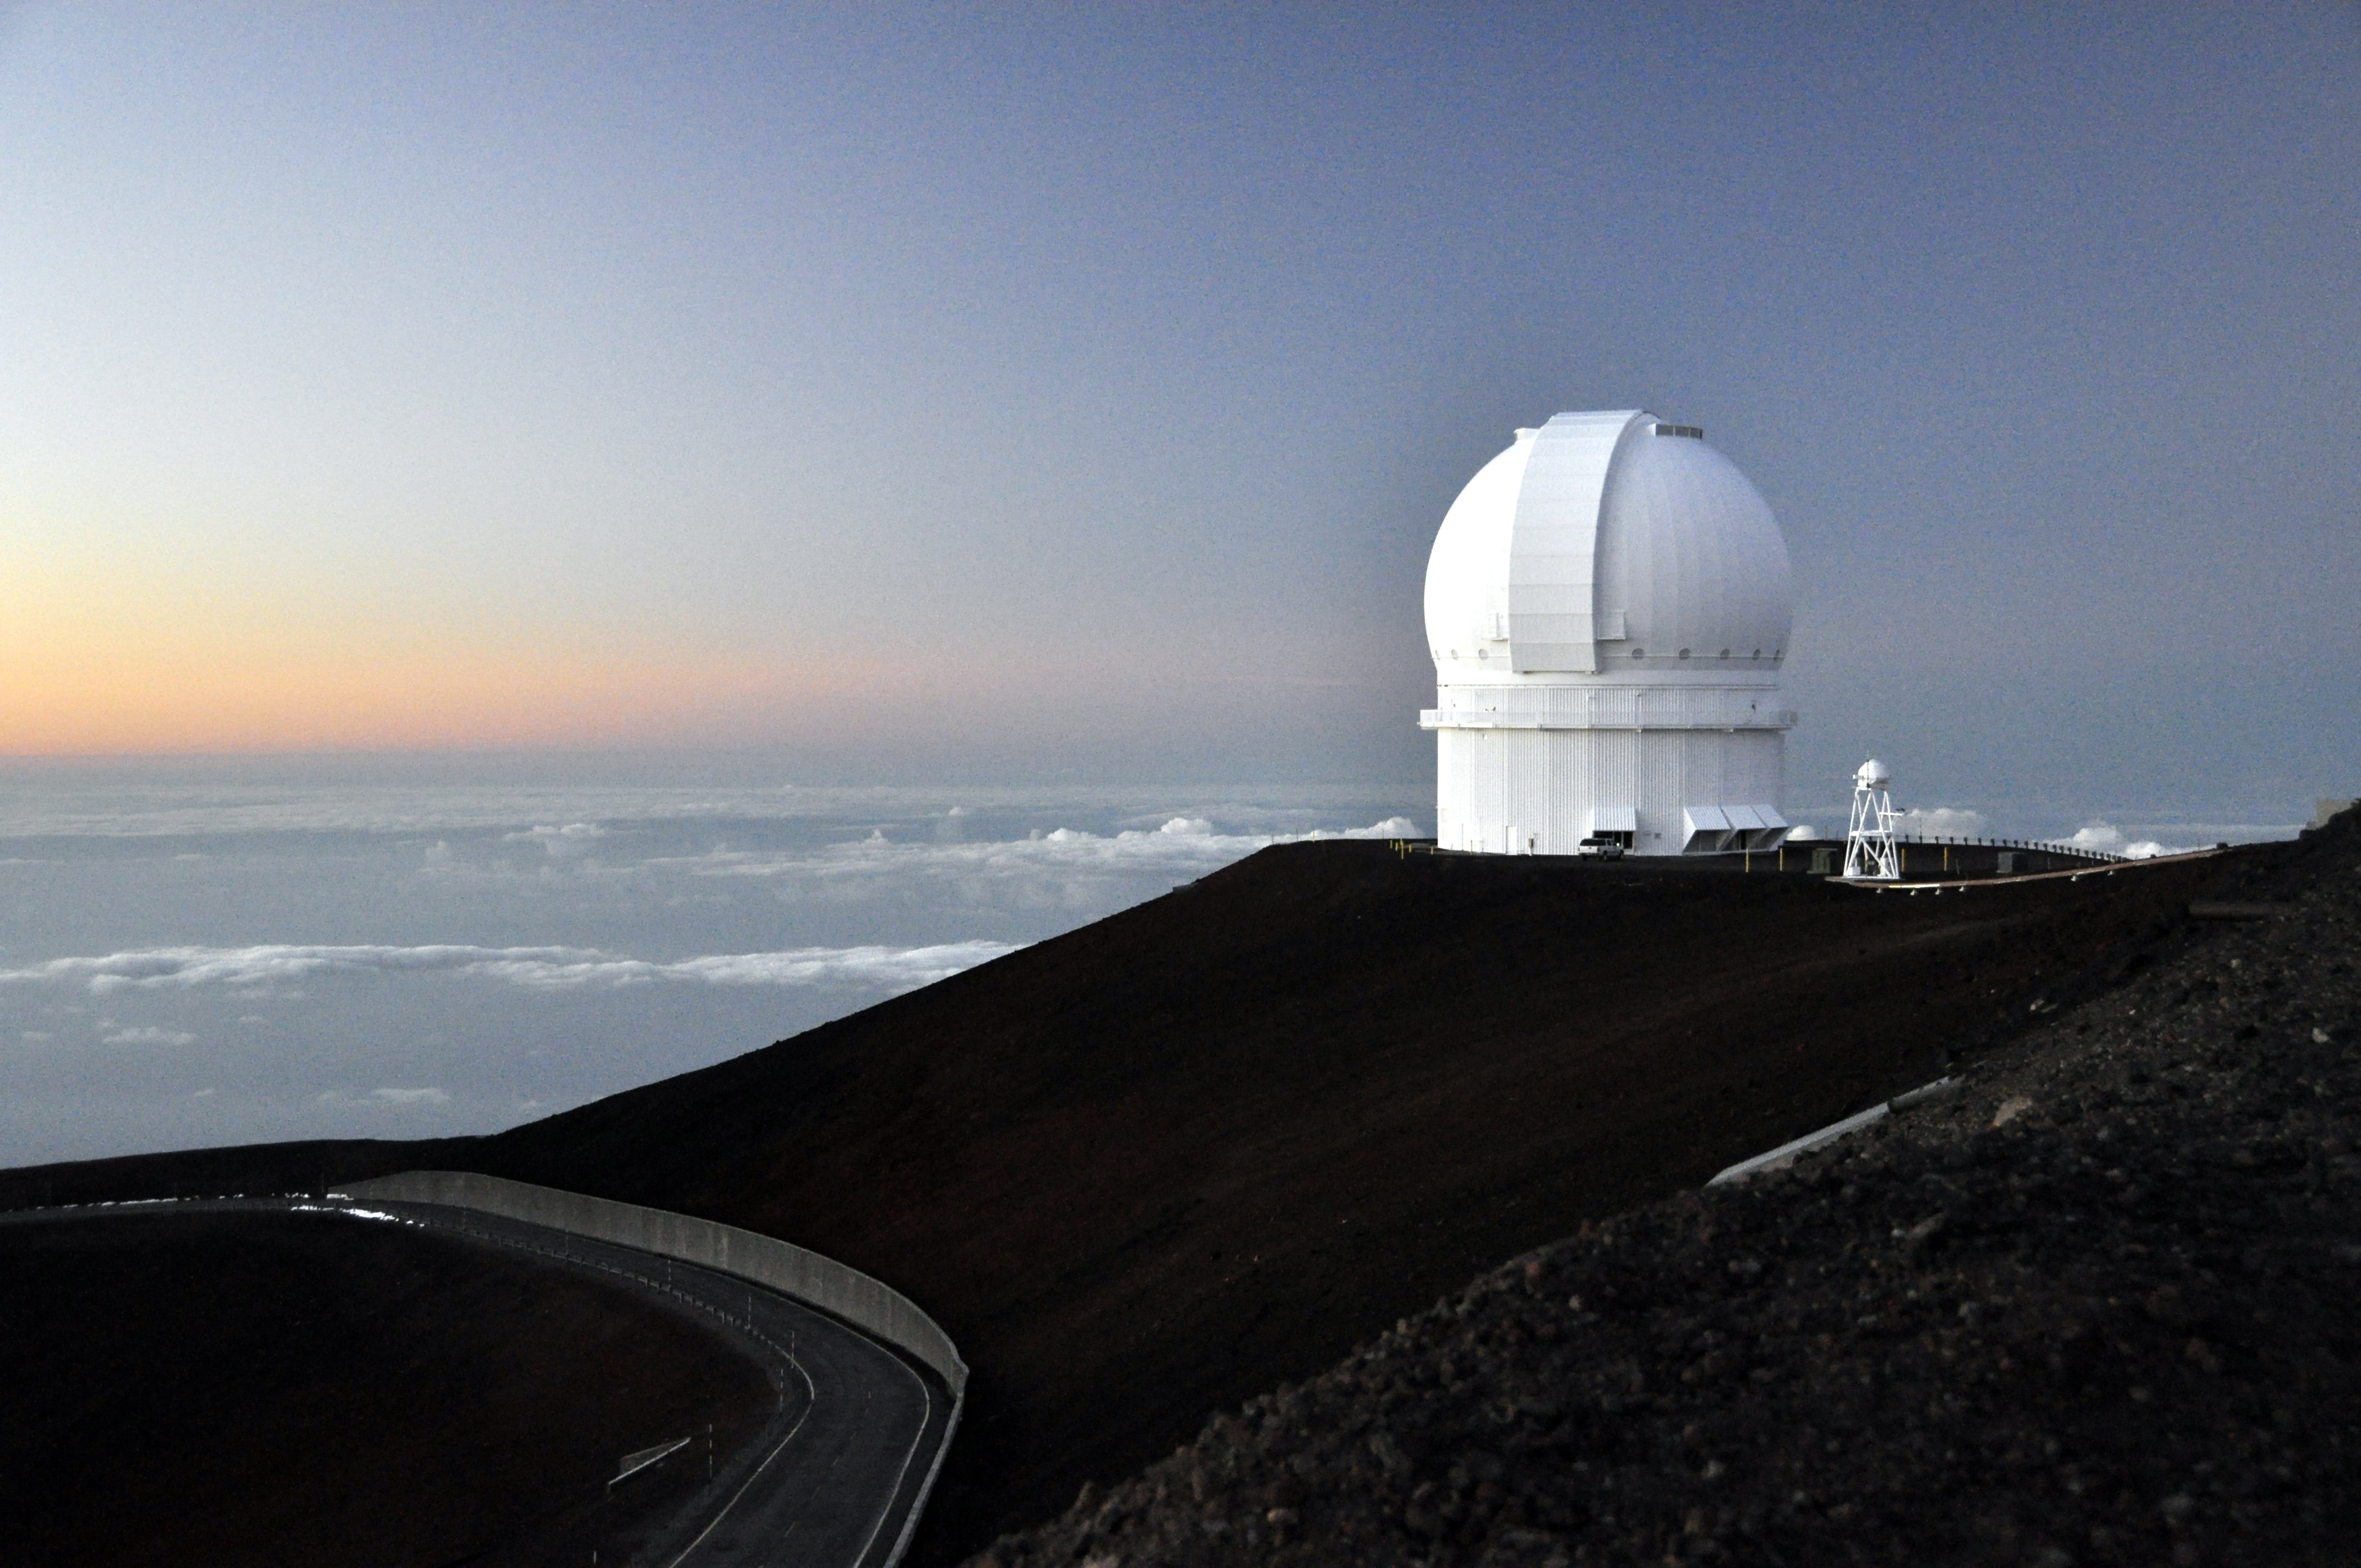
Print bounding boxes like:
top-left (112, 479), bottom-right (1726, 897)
top-left (1843, 759), bottom-right (1901, 881)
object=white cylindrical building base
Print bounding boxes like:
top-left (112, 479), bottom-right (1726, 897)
top-left (1432, 725), bottom-right (1788, 856)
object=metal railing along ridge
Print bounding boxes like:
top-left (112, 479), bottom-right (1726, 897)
top-left (1889, 832), bottom-right (2126, 864)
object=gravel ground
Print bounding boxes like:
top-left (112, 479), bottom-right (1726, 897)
top-left (973, 813), bottom-right (2361, 1568)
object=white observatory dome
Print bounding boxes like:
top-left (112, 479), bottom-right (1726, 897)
top-left (1424, 412), bottom-right (1792, 679)
top-left (1419, 410), bottom-right (1799, 857)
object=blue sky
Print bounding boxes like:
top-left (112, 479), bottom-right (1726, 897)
top-left (3, 4), bottom-right (2355, 803)
top-left (3, 4), bottom-right (2355, 1163)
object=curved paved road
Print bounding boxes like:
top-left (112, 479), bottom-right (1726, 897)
top-left (346, 1196), bottom-right (954, 1568)
top-left (3, 1196), bottom-right (955, 1568)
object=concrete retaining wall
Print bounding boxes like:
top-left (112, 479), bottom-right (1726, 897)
top-left (341, 1170), bottom-right (966, 1396)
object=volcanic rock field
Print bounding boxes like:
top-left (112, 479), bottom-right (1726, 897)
top-left (982, 814), bottom-right (2360, 1567)
top-left (5, 816), bottom-right (2353, 1566)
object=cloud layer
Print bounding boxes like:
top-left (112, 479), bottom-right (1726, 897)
top-left (656, 815), bottom-right (1423, 900)
top-left (2068, 823), bottom-right (2187, 860)
top-left (0, 780), bottom-right (1419, 841)
top-left (0, 939), bottom-right (1023, 995)
top-left (100, 1024), bottom-right (198, 1046)
top-left (1898, 807), bottom-right (1990, 837)
top-left (0, 784), bottom-right (1427, 1165)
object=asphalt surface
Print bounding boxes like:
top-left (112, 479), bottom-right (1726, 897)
top-left (4, 1196), bottom-right (953, 1568)
top-left (350, 1197), bottom-right (955, 1568)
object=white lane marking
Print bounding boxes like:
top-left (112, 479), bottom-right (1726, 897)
top-left (311, 1197), bottom-right (937, 1568)
top-left (848, 1349), bottom-right (934, 1568)
top-left (661, 1300), bottom-right (820, 1568)
top-left (371, 1202), bottom-right (825, 1568)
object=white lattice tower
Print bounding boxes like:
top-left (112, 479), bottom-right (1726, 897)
top-left (1843, 758), bottom-right (1901, 880)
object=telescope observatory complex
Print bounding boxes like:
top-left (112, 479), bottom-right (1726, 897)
top-left (1421, 410), bottom-right (1797, 856)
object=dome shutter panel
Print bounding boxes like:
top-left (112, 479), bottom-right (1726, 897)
top-left (1507, 411), bottom-right (1641, 673)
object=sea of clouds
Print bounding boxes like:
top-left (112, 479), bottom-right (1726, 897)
top-left (0, 776), bottom-right (1419, 1166)
top-left (1, 766), bottom-right (2299, 1169)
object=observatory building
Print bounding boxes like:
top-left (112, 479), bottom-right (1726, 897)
top-left (1420, 410), bottom-right (1797, 856)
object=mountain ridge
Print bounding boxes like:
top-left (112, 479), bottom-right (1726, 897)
top-left (0, 843), bottom-right (2249, 1562)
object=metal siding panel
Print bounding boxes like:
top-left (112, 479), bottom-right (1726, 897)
top-left (1641, 734), bottom-right (1680, 852)
top-left (1511, 731), bottom-right (1547, 852)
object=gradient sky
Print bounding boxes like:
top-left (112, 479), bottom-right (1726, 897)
top-left (4, 4), bottom-right (2356, 815)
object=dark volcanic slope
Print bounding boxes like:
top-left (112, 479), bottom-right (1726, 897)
top-left (982, 814), bottom-right (2361, 1568)
top-left (0, 846), bottom-right (2254, 1563)
top-left (0, 1207), bottom-right (770, 1568)
top-left (483, 848), bottom-right (2239, 1562)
